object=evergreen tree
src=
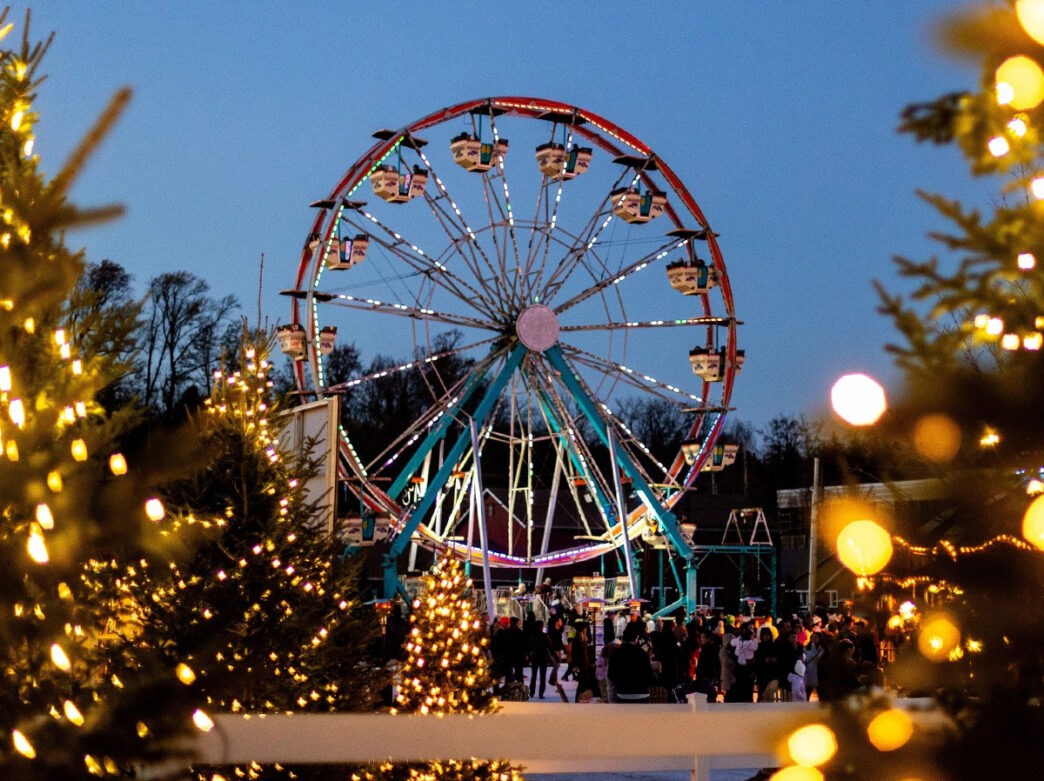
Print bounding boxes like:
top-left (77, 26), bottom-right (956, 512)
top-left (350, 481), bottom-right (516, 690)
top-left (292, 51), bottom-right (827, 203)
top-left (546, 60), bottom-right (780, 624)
top-left (354, 556), bottom-right (521, 781)
top-left (133, 328), bottom-right (388, 779)
top-left (769, 4), bottom-right (1044, 780)
top-left (0, 13), bottom-right (203, 779)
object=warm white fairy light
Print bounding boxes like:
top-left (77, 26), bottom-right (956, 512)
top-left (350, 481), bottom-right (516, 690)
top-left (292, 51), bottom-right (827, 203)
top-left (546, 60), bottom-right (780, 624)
top-left (986, 317), bottom-right (1005, 336)
top-left (1002, 333), bottom-right (1021, 350)
top-left (1008, 115), bottom-right (1029, 137)
top-left (988, 136), bottom-right (1010, 157)
top-left (1032, 176), bottom-right (1044, 199)
top-left (1018, 252), bottom-right (1036, 269)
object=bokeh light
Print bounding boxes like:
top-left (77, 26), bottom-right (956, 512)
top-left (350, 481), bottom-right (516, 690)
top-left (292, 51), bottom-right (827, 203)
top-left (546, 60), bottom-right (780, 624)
top-left (1022, 493), bottom-right (1044, 550)
top-left (787, 724), bottom-right (837, 767)
top-left (996, 55), bottom-right (1044, 110)
top-left (770, 768), bottom-right (823, 781)
top-left (866, 708), bottom-right (914, 752)
top-left (831, 373), bottom-right (886, 426)
top-left (917, 613), bottom-right (961, 661)
top-left (912, 414), bottom-right (961, 463)
top-left (1016, 0), bottom-right (1044, 45)
top-left (836, 519), bottom-right (893, 576)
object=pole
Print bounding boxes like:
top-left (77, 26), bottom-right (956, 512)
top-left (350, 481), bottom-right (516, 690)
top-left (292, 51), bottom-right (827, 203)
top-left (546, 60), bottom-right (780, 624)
top-left (607, 427), bottom-right (638, 601)
top-left (808, 457), bottom-right (821, 614)
top-left (471, 420), bottom-right (496, 623)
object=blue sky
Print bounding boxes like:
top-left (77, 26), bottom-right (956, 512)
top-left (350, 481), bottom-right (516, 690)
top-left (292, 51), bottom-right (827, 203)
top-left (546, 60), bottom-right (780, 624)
top-left (23, 1), bottom-right (986, 436)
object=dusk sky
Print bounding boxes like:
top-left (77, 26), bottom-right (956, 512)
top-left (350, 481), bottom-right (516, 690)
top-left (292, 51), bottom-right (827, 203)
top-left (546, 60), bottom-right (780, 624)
top-left (24, 1), bottom-right (987, 438)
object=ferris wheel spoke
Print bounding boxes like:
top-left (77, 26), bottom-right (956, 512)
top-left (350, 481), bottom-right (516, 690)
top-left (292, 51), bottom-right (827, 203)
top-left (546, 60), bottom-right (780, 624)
top-left (553, 237), bottom-right (685, 314)
top-left (414, 147), bottom-right (522, 314)
top-left (484, 112), bottom-right (522, 282)
top-left (325, 335), bottom-right (497, 393)
top-left (539, 170), bottom-right (640, 303)
top-left (347, 209), bottom-right (499, 321)
top-left (365, 349), bottom-right (503, 477)
top-left (322, 293), bottom-right (499, 331)
top-left (559, 343), bottom-right (704, 406)
top-left (560, 315), bottom-right (734, 333)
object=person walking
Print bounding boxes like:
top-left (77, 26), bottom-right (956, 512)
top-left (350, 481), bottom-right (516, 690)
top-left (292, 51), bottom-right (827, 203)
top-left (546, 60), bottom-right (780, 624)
top-left (528, 620), bottom-right (552, 699)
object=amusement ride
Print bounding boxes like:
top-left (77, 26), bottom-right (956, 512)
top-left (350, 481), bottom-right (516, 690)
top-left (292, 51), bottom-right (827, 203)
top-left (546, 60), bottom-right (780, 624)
top-left (282, 97), bottom-right (744, 613)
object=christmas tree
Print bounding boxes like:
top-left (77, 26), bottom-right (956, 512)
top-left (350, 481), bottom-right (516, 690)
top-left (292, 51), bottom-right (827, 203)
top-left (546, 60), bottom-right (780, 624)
top-left (0, 11), bottom-right (206, 779)
top-left (354, 556), bottom-right (521, 781)
top-left (131, 327), bottom-right (388, 779)
top-left (769, 3), bottom-right (1044, 780)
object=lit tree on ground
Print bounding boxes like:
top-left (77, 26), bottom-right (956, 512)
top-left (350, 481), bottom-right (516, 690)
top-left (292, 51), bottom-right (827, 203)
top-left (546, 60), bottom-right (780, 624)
top-left (0, 12), bottom-right (204, 779)
top-left (133, 327), bottom-right (388, 780)
top-left (353, 555), bottom-right (522, 781)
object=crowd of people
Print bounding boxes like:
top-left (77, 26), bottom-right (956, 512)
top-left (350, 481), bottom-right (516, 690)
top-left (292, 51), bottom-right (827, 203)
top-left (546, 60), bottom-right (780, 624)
top-left (486, 602), bottom-right (885, 704)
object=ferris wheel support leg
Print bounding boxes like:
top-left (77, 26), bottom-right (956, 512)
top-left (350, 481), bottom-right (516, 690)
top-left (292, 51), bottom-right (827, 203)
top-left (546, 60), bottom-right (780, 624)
top-left (543, 345), bottom-right (694, 565)
top-left (686, 560), bottom-right (699, 616)
top-left (385, 359), bottom-right (493, 507)
top-left (383, 344), bottom-right (529, 598)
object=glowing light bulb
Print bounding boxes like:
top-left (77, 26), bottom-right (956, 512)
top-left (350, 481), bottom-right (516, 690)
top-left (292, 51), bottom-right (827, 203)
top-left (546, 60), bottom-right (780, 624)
top-left (23, 317), bottom-right (34, 333)
top-left (996, 56), bottom-right (1044, 109)
top-left (192, 709), bottom-right (215, 732)
top-left (9, 397), bottom-right (24, 427)
top-left (50, 643), bottom-right (71, 671)
top-left (787, 723), bottom-right (837, 767)
top-left (1018, 252), bottom-right (1036, 269)
top-left (71, 439), bottom-right (87, 461)
top-left (109, 453), bottom-right (127, 475)
top-left (1002, 333), bottom-right (1021, 350)
top-left (47, 471), bottom-right (62, 492)
top-left (866, 709), bottom-right (913, 752)
top-left (27, 528), bottom-right (48, 563)
top-left (145, 498), bottom-right (165, 521)
top-left (1024, 332), bottom-right (1043, 350)
top-left (63, 700), bottom-right (84, 726)
top-left (830, 373), bottom-right (886, 426)
top-left (175, 663), bottom-right (196, 685)
top-left (986, 317), bottom-right (1004, 336)
top-left (1017, 0), bottom-right (1044, 45)
top-left (918, 613), bottom-right (960, 661)
top-left (988, 136), bottom-right (1010, 157)
top-left (1032, 176), bottom-right (1044, 199)
top-left (973, 313), bottom-right (989, 329)
top-left (980, 429), bottom-right (1000, 447)
top-left (6, 439), bottom-right (18, 461)
top-left (12, 729), bottom-right (35, 759)
top-left (1023, 493), bottom-right (1044, 550)
top-left (0, 365), bottom-right (10, 391)
top-left (836, 520), bottom-right (893, 575)
top-left (1009, 115), bottom-right (1029, 137)
top-left (71, 359), bottom-right (82, 375)
top-left (59, 343), bottom-right (71, 359)
top-left (35, 503), bottom-right (53, 530)
top-left (10, 109), bottom-right (22, 131)
top-left (54, 328), bottom-right (66, 346)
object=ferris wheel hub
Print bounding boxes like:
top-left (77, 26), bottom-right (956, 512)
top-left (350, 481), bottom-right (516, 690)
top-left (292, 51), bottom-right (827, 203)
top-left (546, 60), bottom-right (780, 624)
top-left (515, 304), bottom-right (560, 352)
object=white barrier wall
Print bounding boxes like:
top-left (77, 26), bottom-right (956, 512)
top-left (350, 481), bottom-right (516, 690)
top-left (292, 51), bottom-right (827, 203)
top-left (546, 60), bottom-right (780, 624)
top-left (195, 698), bottom-right (939, 781)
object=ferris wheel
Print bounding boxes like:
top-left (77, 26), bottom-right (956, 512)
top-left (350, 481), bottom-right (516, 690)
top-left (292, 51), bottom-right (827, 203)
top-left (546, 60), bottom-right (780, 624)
top-left (285, 97), bottom-right (741, 595)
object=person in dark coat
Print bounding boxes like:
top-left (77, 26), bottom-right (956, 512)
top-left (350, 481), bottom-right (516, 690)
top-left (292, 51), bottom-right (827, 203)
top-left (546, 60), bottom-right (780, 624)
top-left (503, 616), bottom-right (527, 684)
top-left (528, 620), bottom-right (552, 698)
top-left (570, 623), bottom-right (596, 701)
top-left (547, 615), bottom-right (565, 685)
top-left (608, 622), bottom-right (653, 702)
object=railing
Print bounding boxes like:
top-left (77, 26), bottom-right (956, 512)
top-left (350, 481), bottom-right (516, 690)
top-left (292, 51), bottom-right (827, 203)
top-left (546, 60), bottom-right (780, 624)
top-left (195, 697), bottom-right (938, 781)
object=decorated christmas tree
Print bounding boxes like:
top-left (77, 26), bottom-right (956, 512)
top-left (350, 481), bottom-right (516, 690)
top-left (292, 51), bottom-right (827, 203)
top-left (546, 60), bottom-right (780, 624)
top-left (768, 3), bottom-right (1044, 780)
top-left (353, 556), bottom-right (521, 781)
top-left (0, 11), bottom-right (205, 779)
top-left (130, 327), bottom-right (388, 779)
